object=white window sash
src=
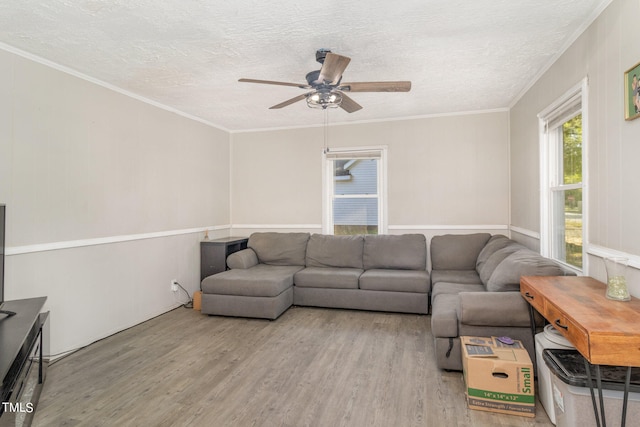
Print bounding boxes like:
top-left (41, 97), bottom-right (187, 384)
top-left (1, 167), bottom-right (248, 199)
top-left (550, 183), bottom-right (583, 192)
top-left (322, 146), bottom-right (387, 235)
top-left (538, 78), bottom-right (588, 274)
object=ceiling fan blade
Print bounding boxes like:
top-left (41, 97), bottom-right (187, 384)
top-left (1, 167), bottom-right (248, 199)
top-left (269, 93), bottom-right (311, 109)
top-left (339, 81), bottom-right (412, 92)
top-left (318, 53), bottom-right (351, 85)
top-left (338, 92), bottom-right (363, 113)
top-left (239, 78), bottom-right (311, 89)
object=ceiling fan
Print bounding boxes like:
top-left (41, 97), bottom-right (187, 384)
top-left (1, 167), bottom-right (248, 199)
top-left (239, 49), bottom-right (411, 113)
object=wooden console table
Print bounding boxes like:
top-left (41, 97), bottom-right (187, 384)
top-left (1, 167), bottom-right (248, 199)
top-left (520, 275), bottom-right (640, 427)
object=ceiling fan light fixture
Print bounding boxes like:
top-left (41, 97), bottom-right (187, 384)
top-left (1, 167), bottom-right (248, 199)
top-left (306, 91), bottom-right (342, 109)
top-left (239, 50), bottom-right (410, 113)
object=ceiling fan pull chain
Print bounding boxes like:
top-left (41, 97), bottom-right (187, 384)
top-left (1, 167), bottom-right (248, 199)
top-left (323, 109), bottom-right (329, 154)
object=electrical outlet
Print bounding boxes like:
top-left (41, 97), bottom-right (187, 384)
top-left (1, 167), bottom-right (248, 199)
top-left (171, 279), bottom-right (179, 292)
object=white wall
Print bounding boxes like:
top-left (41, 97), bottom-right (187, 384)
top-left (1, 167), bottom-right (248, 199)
top-left (510, 0), bottom-right (640, 295)
top-left (0, 48), bottom-right (231, 356)
top-left (231, 111), bottom-right (510, 242)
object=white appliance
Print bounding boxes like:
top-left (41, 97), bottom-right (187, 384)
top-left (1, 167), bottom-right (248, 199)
top-left (536, 324), bottom-right (575, 425)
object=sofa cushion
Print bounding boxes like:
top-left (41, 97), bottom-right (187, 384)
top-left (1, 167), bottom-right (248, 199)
top-left (305, 234), bottom-right (364, 269)
top-left (486, 249), bottom-right (566, 292)
top-left (226, 249), bottom-right (259, 270)
top-left (201, 264), bottom-right (303, 297)
top-left (430, 293), bottom-right (460, 338)
top-left (430, 282), bottom-right (485, 303)
top-left (294, 267), bottom-right (362, 289)
top-left (430, 233), bottom-right (491, 270)
top-left (363, 234), bottom-right (427, 270)
top-left (458, 291), bottom-right (532, 327)
top-left (430, 270), bottom-right (482, 286)
top-left (477, 244), bottom-right (525, 285)
top-left (359, 269), bottom-right (430, 293)
top-left (248, 232), bottom-right (310, 266)
top-left (475, 234), bottom-right (514, 271)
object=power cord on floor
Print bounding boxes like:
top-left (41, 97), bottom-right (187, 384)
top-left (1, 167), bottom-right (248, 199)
top-left (173, 281), bottom-right (193, 309)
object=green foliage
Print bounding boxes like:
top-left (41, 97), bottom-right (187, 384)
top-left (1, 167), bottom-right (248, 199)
top-left (561, 114), bottom-right (583, 269)
top-left (562, 115), bottom-right (582, 185)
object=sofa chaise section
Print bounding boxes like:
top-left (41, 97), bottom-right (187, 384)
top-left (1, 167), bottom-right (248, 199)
top-left (201, 232), bottom-right (431, 319)
top-left (200, 232), bottom-right (309, 319)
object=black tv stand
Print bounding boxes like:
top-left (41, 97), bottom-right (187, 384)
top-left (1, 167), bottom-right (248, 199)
top-left (0, 309), bottom-right (17, 317)
top-left (0, 297), bottom-right (49, 426)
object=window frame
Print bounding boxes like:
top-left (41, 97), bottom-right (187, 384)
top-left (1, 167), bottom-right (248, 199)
top-left (538, 78), bottom-right (588, 274)
top-left (322, 146), bottom-right (388, 235)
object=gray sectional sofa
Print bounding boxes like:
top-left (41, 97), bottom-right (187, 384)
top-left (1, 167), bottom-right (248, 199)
top-left (429, 233), bottom-right (574, 371)
top-left (201, 232), bottom-right (430, 319)
top-left (201, 231), bottom-right (572, 372)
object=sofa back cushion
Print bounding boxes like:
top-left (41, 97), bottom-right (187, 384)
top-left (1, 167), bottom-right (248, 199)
top-left (306, 234), bottom-right (364, 269)
top-left (430, 233), bottom-right (491, 270)
top-left (248, 232), bottom-right (310, 266)
top-left (477, 241), bottom-right (526, 285)
top-left (478, 245), bottom-right (525, 286)
top-left (363, 234), bottom-right (427, 270)
top-left (476, 235), bottom-right (513, 270)
top-left (485, 249), bottom-right (567, 292)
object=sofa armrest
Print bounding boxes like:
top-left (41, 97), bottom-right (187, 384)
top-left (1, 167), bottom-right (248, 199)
top-left (227, 249), bottom-right (259, 269)
top-left (458, 291), bottom-right (534, 328)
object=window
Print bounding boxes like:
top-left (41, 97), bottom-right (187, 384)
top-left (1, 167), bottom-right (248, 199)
top-left (323, 147), bottom-right (387, 235)
top-left (539, 80), bottom-right (587, 272)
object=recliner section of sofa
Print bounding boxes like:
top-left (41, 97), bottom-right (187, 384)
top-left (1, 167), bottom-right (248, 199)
top-left (429, 233), bottom-right (573, 371)
top-left (201, 232), bottom-right (431, 319)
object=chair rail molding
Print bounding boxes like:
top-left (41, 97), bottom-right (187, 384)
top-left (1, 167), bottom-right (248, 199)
top-left (233, 224), bottom-right (508, 232)
top-left (6, 225), bottom-right (231, 256)
top-left (587, 244), bottom-right (640, 270)
top-left (509, 226), bottom-right (541, 240)
top-left (389, 224), bottom-right (508, 231)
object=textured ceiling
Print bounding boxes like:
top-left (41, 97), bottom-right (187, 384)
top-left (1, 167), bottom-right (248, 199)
top-left (0, 0), bottom-right (609, 132)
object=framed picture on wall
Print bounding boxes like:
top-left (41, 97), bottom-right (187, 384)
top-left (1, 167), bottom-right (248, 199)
top-left (624, 61), bottom-right (640, 120)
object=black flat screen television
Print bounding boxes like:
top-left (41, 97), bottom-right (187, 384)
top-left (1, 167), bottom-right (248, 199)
top-left (0, 204), bottom-right (15, 317)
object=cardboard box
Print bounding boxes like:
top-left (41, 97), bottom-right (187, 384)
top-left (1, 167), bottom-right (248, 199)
top-left (461, 336), bottom-right (535, 417)
top-left (193, 290), bottom-right (202, 311)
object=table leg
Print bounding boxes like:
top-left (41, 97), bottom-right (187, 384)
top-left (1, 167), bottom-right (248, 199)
top-left (584, 358), bottom-right (602, 427)
top-left (622, 366), bottom-right (631, 427)
top-left (584, 360), bottom-right (633, 427)
top-left (527, 304), bottom-right (536, 347)
top-left (595, 364), bottom-right (607, 427)
top-left (526, 304), bottom-right (540, 376)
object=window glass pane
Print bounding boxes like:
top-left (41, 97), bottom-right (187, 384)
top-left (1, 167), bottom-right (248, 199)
top-left (334, 159), bottom-right (378, 196)
top-left (552, 188), bottom-right (583, 269)
top-left (333, 197), bottom-right (378, 235)
top-left (331, 158), bottom-right (379, 235)
top-left (562, 115), bottom-right (582, 185)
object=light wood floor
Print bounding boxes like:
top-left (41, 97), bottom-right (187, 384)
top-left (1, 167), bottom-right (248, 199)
top-left (33, 307), bottom-right (554, 427)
